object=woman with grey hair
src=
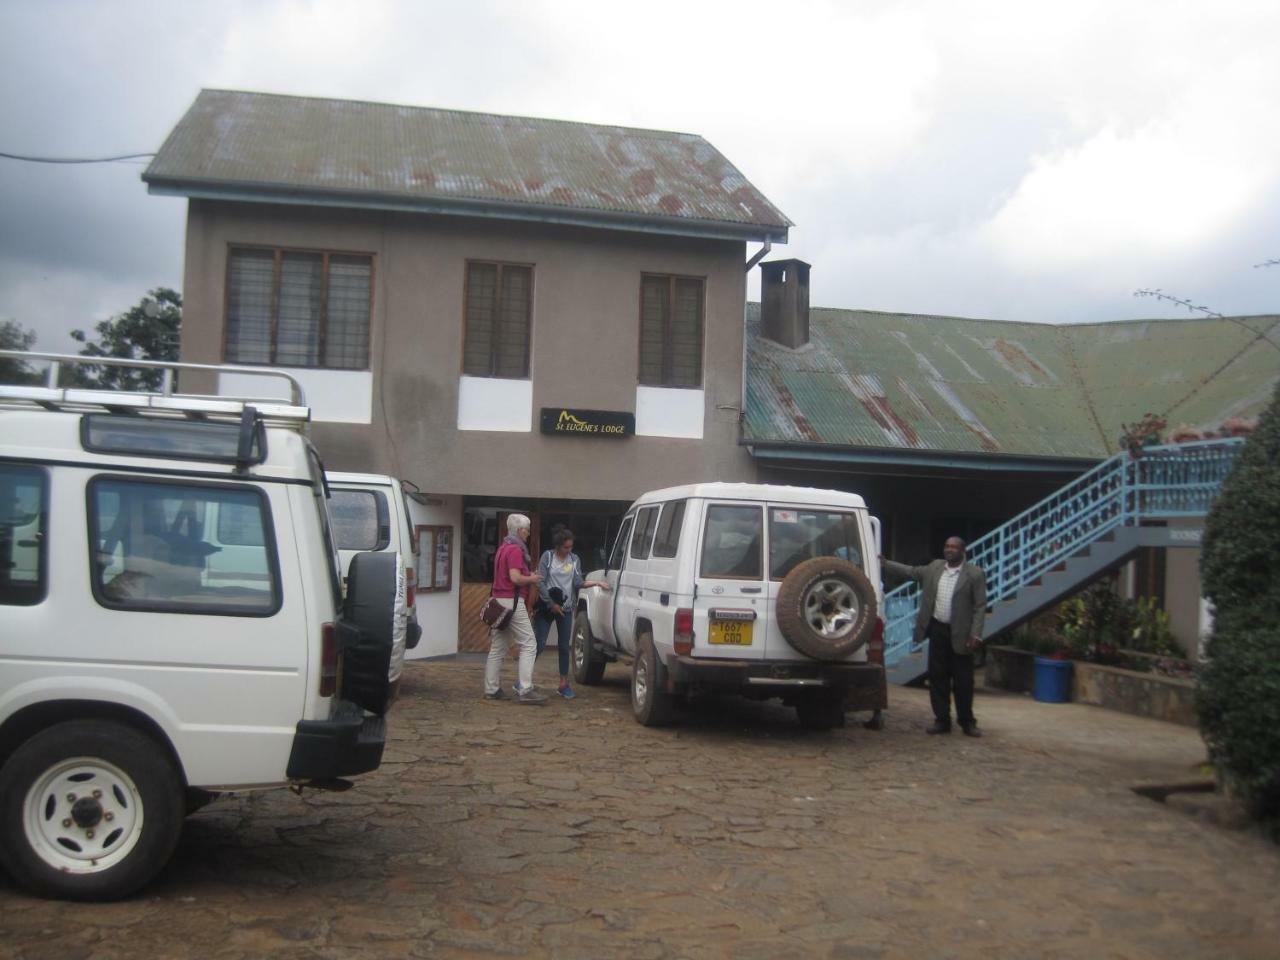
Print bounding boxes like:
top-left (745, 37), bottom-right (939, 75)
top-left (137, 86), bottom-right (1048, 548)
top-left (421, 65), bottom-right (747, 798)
top-left (484, 513), bottom-right (545, 704)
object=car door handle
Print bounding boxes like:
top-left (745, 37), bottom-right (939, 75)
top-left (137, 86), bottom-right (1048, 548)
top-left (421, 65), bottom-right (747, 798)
top-left (740, 586), bottom-right (762, 594)
top-left (660, 593), bottom-right (670, 606)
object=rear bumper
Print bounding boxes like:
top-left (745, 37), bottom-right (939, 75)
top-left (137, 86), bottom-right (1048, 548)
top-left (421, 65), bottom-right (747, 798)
top-left (667, 656), bottom-right (887, 710)
top-left (286, 701), bottom-right (387, 780)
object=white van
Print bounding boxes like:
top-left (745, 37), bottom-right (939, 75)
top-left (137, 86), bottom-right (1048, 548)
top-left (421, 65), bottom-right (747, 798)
top-left (573, 483), bottom-right (888, 729)
top-left (327, 472), bottom-right (420, 651)
top-left (0, 353), bottom-right (407, 901)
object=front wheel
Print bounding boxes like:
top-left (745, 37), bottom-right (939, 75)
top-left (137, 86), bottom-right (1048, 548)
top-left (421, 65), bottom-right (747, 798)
top-left (0, 720), bottom-right (184, 901)
top-left (571, 609), bottom-right (606, 685)
top-left (631, 633), bottom-right (675, 727)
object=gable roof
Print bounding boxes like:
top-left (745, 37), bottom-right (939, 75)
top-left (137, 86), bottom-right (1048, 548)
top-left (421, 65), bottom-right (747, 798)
top-left (144, 89), bottom-right (791, 243)
top-left (745, 304), bottom-right (1280, 464)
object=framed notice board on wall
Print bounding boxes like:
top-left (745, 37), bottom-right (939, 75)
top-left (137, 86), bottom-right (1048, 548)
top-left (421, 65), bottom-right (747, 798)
top-left (415, 525), bottom-right (453, 593)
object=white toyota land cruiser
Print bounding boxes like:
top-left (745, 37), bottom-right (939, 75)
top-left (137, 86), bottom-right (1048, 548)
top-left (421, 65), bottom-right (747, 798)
top-left (0, 352), bottom-right (410, 901)
top-left (573, 483), bottom-right (888, 729)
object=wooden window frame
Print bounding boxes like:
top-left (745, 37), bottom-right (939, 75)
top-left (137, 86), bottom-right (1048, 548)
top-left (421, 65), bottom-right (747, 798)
top-left (222, 244), bottom-right (375, 370)
top-left (638, 273), bottom-right (706, 389)
top-left (462, 259), bottom-right (535, 379)
top-left (414, 524), bottom-right (454, 593)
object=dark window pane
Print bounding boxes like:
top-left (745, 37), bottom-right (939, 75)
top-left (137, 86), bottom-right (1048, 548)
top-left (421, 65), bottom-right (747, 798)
top-left (326, 255), bottom-right (371, 369)
top-left (651, 500), bottom-right (686, 558)
top-left (609, 516), bottom-right (634, 569)
top-left (0, 465), bottom-right (47, 606)
top-left (82, 415), bottom-right (263, 463)
top-left (275, 253), bottom-right (323, 366)
top-left (329, 490), bottom-right (390, 551)
top-left (671, 278), bottom-right (704, 387)
top-left (769, 509), bottom-right (865, 580)
top-left (226, 249), bottom-right (275, 364)
top-left (464, 262), bottom-right (498, 376)
top-left (90, 480), bottom-right (278, 615)
top-left (700, 505), bottom-right (763, 579)
top-left (638, 276), bottom-right (668, 385)
top-left (495, 266), bottom-right (531, 378)
top-left (631, 506), bottom-right (659, 559)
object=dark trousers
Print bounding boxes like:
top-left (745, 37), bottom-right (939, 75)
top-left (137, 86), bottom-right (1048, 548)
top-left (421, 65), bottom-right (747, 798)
top-left (532, 605), bottom-right (574, 678)
top-left (926, 618), bottom-right (975, 727)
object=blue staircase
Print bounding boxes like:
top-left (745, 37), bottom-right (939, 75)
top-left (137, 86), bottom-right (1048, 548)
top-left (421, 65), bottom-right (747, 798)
top-left (883, 438), bottom-right (1245, 685)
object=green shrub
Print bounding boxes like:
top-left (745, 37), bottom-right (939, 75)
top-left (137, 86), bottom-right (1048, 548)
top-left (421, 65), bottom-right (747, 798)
top-left (1198, 381), bottom-right (1280, 831)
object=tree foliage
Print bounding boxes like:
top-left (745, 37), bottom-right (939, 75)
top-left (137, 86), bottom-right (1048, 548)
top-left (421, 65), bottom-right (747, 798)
top-left (0, 319), bottom-right (41, 385)
top-left (69, 287), bottom-right (182, 391)
top-left (1198, 380), bottom-right (1280, 831)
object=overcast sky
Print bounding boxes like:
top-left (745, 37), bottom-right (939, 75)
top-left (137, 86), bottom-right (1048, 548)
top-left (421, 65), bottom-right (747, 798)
top-left (1, 0), bottom-right (1277, 350)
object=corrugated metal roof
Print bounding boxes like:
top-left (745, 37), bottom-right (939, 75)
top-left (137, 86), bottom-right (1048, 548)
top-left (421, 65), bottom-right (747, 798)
top-left (745, 305), bottom-right (1280, 460)
top-left (144, 90), bottom-right (791, 241)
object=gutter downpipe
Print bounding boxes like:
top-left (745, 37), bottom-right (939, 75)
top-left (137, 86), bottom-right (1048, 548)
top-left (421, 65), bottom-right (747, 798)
top-left (740, 240), bottom-right (771, 459)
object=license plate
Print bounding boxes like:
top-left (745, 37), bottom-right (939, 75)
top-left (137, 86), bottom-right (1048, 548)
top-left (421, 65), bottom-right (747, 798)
top-left (709, 620), bottom-right (753, 645)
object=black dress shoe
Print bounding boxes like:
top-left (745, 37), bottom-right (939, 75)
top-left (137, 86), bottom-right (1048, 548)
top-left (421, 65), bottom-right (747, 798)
top-left (925, 721), bottom-right (952, 735)
top-left (960, 723), bottom-right (982, 738)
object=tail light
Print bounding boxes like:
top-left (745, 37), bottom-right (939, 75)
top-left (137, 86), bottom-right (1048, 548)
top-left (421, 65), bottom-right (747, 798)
top-left (406, 568), bottom-right (416, 609)
top-left (320, 622), bottom-right (338, 697)
top-left (867, 616), bottom-right (885, 665)
top-left (674, 607), bottom-right (694, 655)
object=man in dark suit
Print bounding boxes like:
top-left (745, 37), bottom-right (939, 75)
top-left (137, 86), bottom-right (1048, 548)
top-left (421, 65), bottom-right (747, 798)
top-left (882, 537), bottom-right (987, 736)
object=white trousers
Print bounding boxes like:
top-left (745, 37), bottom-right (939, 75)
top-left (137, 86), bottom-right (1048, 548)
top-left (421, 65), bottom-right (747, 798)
top-left (484, 598), bottom-right (536, 694)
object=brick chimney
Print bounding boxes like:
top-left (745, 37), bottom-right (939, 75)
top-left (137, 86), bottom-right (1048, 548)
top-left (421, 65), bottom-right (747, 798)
top-left (759, 258), bottom-right (810, 349)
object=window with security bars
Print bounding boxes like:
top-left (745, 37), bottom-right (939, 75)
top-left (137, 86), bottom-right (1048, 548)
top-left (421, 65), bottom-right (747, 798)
top-left (639, 274), bottom-right (704, 388)
top-left (463, 261), bottom-right (533, 378)
top-left (225, 247), bottom-right (372, 369)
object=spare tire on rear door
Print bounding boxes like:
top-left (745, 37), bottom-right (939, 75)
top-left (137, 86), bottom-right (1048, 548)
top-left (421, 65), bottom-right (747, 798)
top-left (775, 556), bottom-right (877, 661)
top-left (339, 551), bottom-right (407, 716)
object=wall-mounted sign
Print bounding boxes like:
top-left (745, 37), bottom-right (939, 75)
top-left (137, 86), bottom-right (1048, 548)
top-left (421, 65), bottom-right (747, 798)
top-left (540, 407), bottom-right (635, 438)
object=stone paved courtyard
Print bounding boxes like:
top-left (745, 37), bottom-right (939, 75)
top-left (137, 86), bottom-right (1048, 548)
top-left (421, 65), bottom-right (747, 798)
top-left (2, 656), bottom-right (1278, 959)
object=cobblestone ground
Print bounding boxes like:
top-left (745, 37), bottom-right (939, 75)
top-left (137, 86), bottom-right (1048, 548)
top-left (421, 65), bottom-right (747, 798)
top-left (3, 656), bottom-right (1279, 960)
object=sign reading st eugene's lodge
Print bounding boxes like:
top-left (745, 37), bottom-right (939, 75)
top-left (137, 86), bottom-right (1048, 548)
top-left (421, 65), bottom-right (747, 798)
top-left (540, 407), bottom-right (635, 438)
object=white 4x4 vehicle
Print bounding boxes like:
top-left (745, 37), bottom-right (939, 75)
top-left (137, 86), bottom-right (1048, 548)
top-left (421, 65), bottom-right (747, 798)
top-left (0, 353), bottom-right (408, 900)
top-left (327, 471), bottom-right (421, 653)
top-left (573, 483), bottom-right (887, 729)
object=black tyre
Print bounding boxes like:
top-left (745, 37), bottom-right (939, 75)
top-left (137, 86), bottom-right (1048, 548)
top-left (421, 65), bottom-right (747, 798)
top-left (631, 632), bottom-right (675, 727)
top-left (0, 720), bottom-right (184, 901)
top-left (571, 609), bottom-right (606, 685)
top-left (775, 557), bottom-right (878, 661)
top-left (340, 551), bottom-right (406, 715)
top-left (795, 690), bottom-right (847, 731)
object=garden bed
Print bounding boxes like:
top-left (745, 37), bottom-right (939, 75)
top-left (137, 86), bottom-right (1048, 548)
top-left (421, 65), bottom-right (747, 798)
top-left (1071, 660), bottom-right (1197, 727)
top-left (983, 645), bottom-right (1037, 694)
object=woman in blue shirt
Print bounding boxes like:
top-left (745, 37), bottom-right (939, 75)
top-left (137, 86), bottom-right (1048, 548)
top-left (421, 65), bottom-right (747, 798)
top-left (532, 526), bottom-right (610, 698)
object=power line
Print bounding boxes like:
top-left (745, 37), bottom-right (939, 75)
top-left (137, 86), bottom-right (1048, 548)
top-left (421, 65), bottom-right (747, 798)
top-left (0, 150), bottom-right (156, 164)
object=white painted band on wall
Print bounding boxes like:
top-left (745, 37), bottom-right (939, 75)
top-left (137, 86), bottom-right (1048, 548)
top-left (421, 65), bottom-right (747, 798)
top-left (219, 369), bottom-right (373, 424)
top-left (457, 375), bottom-right (533, 432)
top-left (635, 385), bottom-right (704, 439)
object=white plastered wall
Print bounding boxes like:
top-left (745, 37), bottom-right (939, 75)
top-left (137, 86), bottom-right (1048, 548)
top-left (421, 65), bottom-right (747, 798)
top-left (405, 494), bottom-right (463, 659)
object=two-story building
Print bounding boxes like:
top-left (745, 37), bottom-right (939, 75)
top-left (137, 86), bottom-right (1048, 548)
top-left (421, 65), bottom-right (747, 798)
top-left (144, 89), bottom-right (790, 656)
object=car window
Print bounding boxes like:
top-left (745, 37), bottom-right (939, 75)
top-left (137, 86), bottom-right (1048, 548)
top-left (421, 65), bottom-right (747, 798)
top-left (329, 489), bottom-right (391, 551)
top-left (630, 506), bottom-right (659, 560)
top-left (0, 464), bottom-right (47, 606)
top-left (608, 515), bottom-right (634, 570)
top-left (89, 477), bottom-right (280, 616)
top-left (769, 508), bottom-right (865, 580)
top-left (651, 500), bottom-right (686, 559)
top-left (700, 504), bottom-right (763, 579)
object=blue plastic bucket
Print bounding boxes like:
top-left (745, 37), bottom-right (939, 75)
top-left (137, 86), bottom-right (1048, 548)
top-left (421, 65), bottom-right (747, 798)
top-left (1033, 657), bottom-right (1072, 703)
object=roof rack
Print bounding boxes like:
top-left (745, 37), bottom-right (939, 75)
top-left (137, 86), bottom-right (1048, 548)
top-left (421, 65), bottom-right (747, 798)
top-left (0, 350), bottom-right (311, 426)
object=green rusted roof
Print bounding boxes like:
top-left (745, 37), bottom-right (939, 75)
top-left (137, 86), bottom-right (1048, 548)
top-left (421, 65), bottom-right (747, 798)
top-left (144, 90), bottom-right (790, 242)
top-left (745, 305), bottom-right (1280, 461)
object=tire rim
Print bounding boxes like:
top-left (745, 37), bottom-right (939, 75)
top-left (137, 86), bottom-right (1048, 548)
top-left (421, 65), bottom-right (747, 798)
top-left (633, 655), bottom-right (649, 708)
top-left (802, 577), bottom-right (861, 641)
top-left (573, 619), bottom-right (588, 671)
top-left (23, 756), bottom-right (144, 875)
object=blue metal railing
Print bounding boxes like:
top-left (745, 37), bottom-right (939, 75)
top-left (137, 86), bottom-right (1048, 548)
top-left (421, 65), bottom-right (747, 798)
top-left (883, 438), bottom-right (1244, 667)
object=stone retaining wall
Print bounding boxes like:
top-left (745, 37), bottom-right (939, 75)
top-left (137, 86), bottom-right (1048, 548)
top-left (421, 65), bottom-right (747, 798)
top-left (1071, 660), bottom-right (1197, 727)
